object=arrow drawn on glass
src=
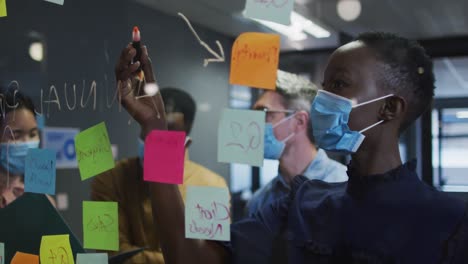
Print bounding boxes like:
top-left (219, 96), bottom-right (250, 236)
top-left (178, 12), bottom-right (225, 67)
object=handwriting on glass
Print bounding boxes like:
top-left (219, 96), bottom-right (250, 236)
top-left (189, 201), bottom-right (230, 239)
top-left (225, 121), bottom-right (261, 152)
top-left (254, 0), bottom-right (289, 8)
top-left (47, 247), bottom-right (70, 264)
top-left (87, 214), bottom-right (115, 232)
top-left (77, 133), bottom-right (111, 163)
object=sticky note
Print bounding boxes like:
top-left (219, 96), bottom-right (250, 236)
top-left (83, 201), bottom-right (118, 251)
top-left (244, 0), bottom-right (294, 25)
top-left (230, 33), bottom-right (280, 90)
top-left (44, 0), bottom-right (64, 5)
top-left (0, 0), bottom-right (6, 17)
top-left (25, 149), bottom-right (56, 195)
top-left (218, 109), bottom-right (265, 167)
top-left (10, 252), bottom-right (39, 264)
top-left (75, 122), bottom-right (114, 180)
top-left (185, 186), bottom-right (230, 241)
top-left (0, 242), bottom-right (4, 264)
top-left (76, 253), bottom-right (108, 264)
top-left (144, 130), bottom-right (185, 184)
top-left (40, 234), bottom-right (74, 264)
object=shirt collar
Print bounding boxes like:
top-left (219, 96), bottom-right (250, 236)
top-left (275, 149), bottom-right (330, 189)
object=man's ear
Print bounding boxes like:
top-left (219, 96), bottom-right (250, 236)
top-left (379, 95), bottom-right (407, 121)
top-left (294, 110), bottom-right (309, 133)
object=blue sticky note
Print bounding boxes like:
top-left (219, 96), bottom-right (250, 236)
top-left (36, 115), bottom-right (45, 130)
top-left (76, 253), bottom-right (108, 264)
top-left (185, 186), bottom-right (230, 241)
top-left (244, 0), bottom-right (295, 25)
top-left (217, 109), bottom-right (265, 167)
top-left (25, 149), bottom-right (56, 195)
top-left (0, 242), bottom-right (4, 264)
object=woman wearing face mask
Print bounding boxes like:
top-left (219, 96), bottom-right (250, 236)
top-left (115, 34), bottom-right (468, 264)
top-left (0, 87), bottom-right (54, 208)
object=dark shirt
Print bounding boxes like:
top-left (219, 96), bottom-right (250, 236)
top-left (225, 160), bottom-right (468, 264)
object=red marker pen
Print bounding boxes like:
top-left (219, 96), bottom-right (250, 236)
top-left (132, 26), bottom-right (142, 74)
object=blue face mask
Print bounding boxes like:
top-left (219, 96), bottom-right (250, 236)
top-left (0, 140), bottom-right (40, 175)
top-left (264, 115), bottom-right (295, 160)
top-left (310, 90), bottom-right (393, 154)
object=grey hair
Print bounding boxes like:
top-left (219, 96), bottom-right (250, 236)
top-left (275, 70), bottom-right (318, 143)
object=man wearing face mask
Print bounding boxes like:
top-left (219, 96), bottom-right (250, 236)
top-left (0, 87), bottom-right (42, 208)
top-left (245, 70), bottom-right (348, 217)
top-left (91, 86), bottom-right (227, 264)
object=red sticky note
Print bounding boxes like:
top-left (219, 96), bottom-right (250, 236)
top-left (144, 130), bottom-right (186, 184)
top-left (11, 252), bottom-right (39, 264)
top-left (230, 32), bottom-right (280, 90)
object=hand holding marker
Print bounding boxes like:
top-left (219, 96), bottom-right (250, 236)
top-left (132, 26), bottom-right (158, 96)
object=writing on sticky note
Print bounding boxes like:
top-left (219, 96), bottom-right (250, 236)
top-left (230, 33), bottom-right (280, 90)
top-left (83, 201), bottom-right (118, 251)
top-left (0, 242), bottom-right (4, 264)
top-left (76, 253), bottom-right (108, 264)
top-left (244, 0), bottom-right (294, 25)
top-left (40, 234), bottom-right (74, 264)
top-left (0, 0), bottom-right (6, 18)
top-left (218, 109), bottom-right (265, 167)
top-left (75, 122), bottom-right (114, 180)
top-left (11, 252), bottom-right (39, 264)
top-left (185, 186), bottom-right (230, 241)
top-left (144, 130), bottom-right (185, 184)
top-left (25, 149), bottom-right (56, 195)
top-left (44, 0), bottom-right (64, 5)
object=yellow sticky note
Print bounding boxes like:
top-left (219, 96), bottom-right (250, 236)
top-left (230, 32), bottom-right (280, 90)
top-left (0, 0), bottom-right (7, 18)
top-left (11, 252), bottom-right (39, 264)
top-left (40, 234), bottom-right (75, 264)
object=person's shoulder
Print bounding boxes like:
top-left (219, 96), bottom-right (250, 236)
top-left (184, 160), bottom-right (227, 187)
top-left (320, 151), bottom-right (348, 182)
top-left (427, 187), bottom-right (467, 216)
top-left (92, 157), bottom-right (140, 185)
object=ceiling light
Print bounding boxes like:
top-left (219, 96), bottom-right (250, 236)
top-left (337, 0), bottom-right (362, 22)
top-left (29, 42), bottom-right (44, 62)
top-left (253, 11), bottom-right (330, 41)
top-left (456, 111), bottom-right (468, 119)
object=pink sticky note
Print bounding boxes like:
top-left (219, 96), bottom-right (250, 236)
top-left (144, 130), bottom-right (186, 184)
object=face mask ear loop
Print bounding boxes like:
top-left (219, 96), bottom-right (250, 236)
top-left (1, 125), bottom-right (16, 188)
top-left (352, 94), bottom-right (394, 108)
top-left (272, 112), bottom-right (296, 128)
top-left (281, 132), bottom-right (296, 143)
top-left (359, 120), bottom-right (385, 133)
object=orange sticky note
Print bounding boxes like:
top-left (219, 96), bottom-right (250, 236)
top-left (230, 32), bottom-right (280, 90)
top-left (0, 0), bottom-right (7, 18)
top-left (11, 252), bottom-right (39, 264)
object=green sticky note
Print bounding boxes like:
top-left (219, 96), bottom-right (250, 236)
top-left (75, 122), bottom-right (114, 180)
top-left (40, 234), bottom-right (75, 264)
top-left (83, 201), bottom-right (118, 251)
top-left (76, 253), bottom-right (107, 264)
top-left (0, 242), bottom-right (4, 264)
top-left (0, 0), bottom-right (6, 17)
top-left (218, 109), bottom-right (265, 167)
top-left (185, 186), bottom-right (230, 241)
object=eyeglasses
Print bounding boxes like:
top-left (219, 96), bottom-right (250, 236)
top-left (256, 108), bottom-right (296, 121)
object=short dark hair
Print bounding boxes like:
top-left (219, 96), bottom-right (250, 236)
top-left (275, 70), bottom-right (318, 143)
top-left (356, 32), bottom-right (435, 132)
top-left (0, 83), bottom-right (37, 126)
top-left (160, 87), bottom-right (196, 135)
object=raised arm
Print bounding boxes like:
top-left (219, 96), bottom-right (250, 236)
top-left (115, 44), bottom-right (227, 264)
